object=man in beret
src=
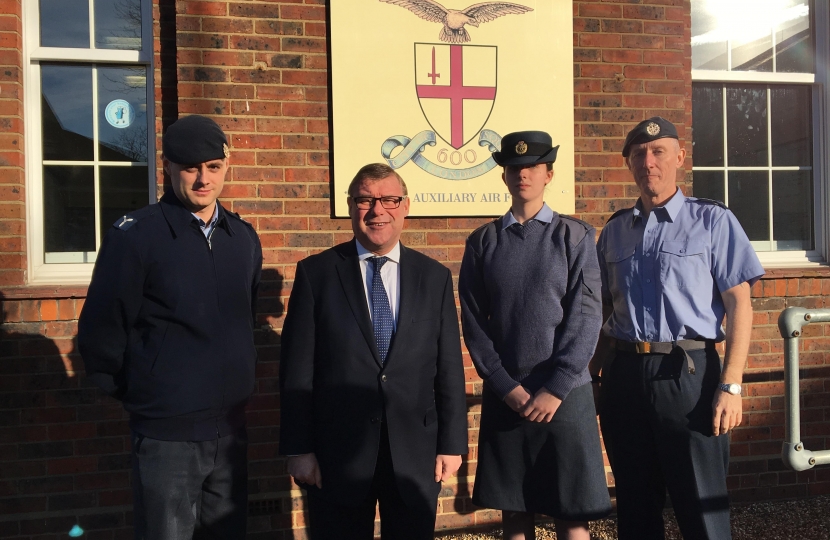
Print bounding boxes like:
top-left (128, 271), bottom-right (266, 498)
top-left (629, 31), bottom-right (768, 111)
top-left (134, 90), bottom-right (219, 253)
top-left (79, 115), bottom-right (263, 539)
top-left (591, 117), bottom-right (764, 539)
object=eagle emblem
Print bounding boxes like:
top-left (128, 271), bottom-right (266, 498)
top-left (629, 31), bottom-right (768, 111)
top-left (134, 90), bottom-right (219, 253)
top-left (380, 0), bottom-right (533, 43)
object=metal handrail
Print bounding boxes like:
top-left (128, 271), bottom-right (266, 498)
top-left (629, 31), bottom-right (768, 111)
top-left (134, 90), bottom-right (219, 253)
top-left (778, 307), bottom-right (830, 471)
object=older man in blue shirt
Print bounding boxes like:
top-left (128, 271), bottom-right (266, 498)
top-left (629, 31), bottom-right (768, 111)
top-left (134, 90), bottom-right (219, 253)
top-left (592, 117), bottom-right (764, 540)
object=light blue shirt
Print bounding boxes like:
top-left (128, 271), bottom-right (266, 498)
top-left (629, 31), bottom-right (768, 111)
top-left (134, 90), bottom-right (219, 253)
top-left (355, 239), bottom-right (401, 331)
top-left (501, 202), bottom-right (555, 229)
top-left (597, 189), bottom-right (764, 342)
top-left (192, 204), bottom-right (219, 239)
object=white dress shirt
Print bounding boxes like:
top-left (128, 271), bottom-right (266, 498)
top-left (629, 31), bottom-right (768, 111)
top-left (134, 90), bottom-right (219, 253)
top-left (355, 239), bottom-right (401, 331)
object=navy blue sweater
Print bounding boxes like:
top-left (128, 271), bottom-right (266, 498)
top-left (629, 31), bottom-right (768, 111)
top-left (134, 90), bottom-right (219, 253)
top-left (79, 191), bottom-right (262, 441)
top-left (459, 212), bottom-right (602, 400)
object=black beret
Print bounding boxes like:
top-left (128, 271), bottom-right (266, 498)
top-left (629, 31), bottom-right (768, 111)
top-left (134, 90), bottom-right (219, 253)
top-left (162, 115), bottom-right (229, 164)
top-left (492, 131), bottom-right (559, 167)
top-left (622, 116), bottom-right (679, 157)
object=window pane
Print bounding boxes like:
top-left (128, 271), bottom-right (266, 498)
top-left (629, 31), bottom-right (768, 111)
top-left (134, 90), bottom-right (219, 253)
top-left (42, 64), bottom-right (94, 161)
top-left (98, 66), bottom-right (148, 162)
top-left (691, 1), bottom-right (727, 70)
top-left (99, 166), bottom-right (150, 241)
top-left (770, 85), bottom-right (811, 166)
top-left (772, 170), bottom-right (812, 250)
top-left (95, 0), bottom-right (142, 50)
top-left (43, 166), bottom-right (95, 254)
top-left (40, 0), bottom-right (90, 48)
top-left (691, 0), bottom-right (812, 74)
top-left (776, 0), bottom-right (813, 73)
top-left (726, 86), bottom-right (768, 167)
top-left (692, 84), bottom-right (724, 167)
top-left (692, 170), bottom-right (725, 202)
top-left (728, 171), bottom-right (769, 241)
top-left (732, 30), bottom-right (773, 72)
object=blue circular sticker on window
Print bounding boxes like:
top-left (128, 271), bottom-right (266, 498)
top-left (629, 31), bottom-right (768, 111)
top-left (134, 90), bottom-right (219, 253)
top-left (105, 99), bottom-right (135, 129)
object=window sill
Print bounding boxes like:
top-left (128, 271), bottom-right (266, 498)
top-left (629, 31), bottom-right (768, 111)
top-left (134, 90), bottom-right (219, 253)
top-left (759, 266), bottom-right (830, 279)
top-left (0, 284), bottom-right (89, 300)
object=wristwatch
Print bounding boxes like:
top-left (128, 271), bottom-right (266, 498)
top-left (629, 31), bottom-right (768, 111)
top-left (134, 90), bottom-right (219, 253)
top-left (719, 383), bottom-right (742, 395)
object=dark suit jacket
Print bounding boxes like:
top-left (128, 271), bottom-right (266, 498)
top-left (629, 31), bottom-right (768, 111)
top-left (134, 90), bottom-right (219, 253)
top-left (279, 240), bottom-right (467, 508)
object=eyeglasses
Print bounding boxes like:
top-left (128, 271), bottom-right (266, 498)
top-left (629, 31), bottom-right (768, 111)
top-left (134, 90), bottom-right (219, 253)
top-left (350, 196), bottom-right (406, 209)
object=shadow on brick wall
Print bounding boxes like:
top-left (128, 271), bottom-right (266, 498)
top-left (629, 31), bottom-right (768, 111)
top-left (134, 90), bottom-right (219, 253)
top-left (247, 267), bottom-right (295, 535)
top-left (0, 290), bottom-right (134, 538)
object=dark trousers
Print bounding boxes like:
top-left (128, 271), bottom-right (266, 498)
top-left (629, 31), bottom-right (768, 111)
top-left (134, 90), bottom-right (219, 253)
top-left (306, 422), bottom-right (437, 540)
top-left (131, 431), bottom-right (248, 540)
top-left (599, 347), bottom-right (731, 540)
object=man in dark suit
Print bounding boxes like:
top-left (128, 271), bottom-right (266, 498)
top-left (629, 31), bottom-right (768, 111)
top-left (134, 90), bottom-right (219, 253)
top-left (279, 163), bottom-right (468, 540)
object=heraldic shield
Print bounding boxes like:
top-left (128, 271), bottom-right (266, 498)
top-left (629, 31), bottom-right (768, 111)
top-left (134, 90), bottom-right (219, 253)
top-left (414, 43), bottom-right (497, 150)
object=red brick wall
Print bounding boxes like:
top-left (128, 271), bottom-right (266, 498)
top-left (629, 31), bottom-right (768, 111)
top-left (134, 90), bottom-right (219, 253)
top-left (574, 0), bottom-right (692, 227)
top-left (0, 0), bottom-right (24, 287)
top-left (2, 0), bottom-right (830, 538)
top-left (735, 271), bottom-right (830, 502)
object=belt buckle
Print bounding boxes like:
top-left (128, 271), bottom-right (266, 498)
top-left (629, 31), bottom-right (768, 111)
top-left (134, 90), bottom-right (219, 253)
top-left (636, 342), bottom-right (651, 354)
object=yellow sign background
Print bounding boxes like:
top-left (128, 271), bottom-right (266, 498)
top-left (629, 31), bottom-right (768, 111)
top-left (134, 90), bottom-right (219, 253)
top-left (330, 0), bottom-right (574, 217)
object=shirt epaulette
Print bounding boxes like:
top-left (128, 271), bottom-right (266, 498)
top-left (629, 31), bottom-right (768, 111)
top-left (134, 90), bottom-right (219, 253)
top-left (689, 197), bottom-right (727, 210)
top-left (228, 210), bottom-right (256, 230)
top-left (605, 207), bottom-right (633, 224)
top-left (467, 217), bottom-right (500, 240)
top-left (559, 214), bottom-right (592, 231)
top-left (112, 204), bottom-right (158, 231)
top-left (558, 214), bottom-right (593, 246)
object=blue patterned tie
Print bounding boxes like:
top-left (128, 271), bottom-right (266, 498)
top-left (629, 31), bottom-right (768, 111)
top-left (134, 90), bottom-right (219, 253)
top-left (370, 257), bottom-right (394, 364)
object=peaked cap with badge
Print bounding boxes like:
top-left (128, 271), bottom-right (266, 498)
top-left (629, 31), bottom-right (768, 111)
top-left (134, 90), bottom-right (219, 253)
top-left (492, 130), bottom-right (560, 167)
top-left (621, 116), bottom-right (679, 157)
top-left (162, 114), bottom-right (230, 164)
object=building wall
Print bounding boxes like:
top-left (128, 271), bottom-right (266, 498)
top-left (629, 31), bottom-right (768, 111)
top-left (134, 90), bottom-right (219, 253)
top-left (0, 0), bottom-right (24, 287)
top-left (1, 1), bottom-right (829, 538)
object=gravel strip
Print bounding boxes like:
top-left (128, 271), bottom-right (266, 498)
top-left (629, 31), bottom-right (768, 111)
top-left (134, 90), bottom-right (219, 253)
top-left (436, 495), bottom-right (830, 539)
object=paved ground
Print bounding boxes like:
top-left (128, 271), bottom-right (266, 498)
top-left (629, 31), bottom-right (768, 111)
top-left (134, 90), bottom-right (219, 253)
top-left (436, 495), bottom-right (830, 539)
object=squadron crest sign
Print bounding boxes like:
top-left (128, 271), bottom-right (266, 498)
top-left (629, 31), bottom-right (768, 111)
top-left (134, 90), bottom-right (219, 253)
top-left (330, 0), bottom-right (574, 216)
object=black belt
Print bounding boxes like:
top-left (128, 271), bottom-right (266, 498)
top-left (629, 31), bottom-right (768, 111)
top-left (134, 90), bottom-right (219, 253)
top-left (615, 339), bottom-right (715, 374)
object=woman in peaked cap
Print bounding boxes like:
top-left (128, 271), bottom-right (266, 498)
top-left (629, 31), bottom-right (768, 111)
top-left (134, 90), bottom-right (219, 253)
top-left (459, 131), bottom-right (611, 540)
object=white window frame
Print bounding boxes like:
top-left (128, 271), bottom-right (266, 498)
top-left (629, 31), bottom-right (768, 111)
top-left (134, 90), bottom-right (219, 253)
top-left (22, 0), bottom-right (155, 284)
top-left (691, 1), bottom-right (830, 268)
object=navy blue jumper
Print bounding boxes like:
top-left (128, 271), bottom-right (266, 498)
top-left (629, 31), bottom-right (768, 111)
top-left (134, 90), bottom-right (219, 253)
top-left (79, 191), bottom-right (263, 442)
top-left (459, 212), bottom-right (603, 401)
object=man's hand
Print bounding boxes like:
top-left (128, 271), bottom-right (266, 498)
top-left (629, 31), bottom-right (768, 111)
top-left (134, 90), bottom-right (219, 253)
top-left (520, 388), bottom-right (562, 423)
top-left (712, 390), bottom-right (742, 436)
top-left (434, 454), bottom-right (462, 482)
top-left (287, 453), bottom-right (322, 488)
top-left (504, 385), bottom-right (532, 413)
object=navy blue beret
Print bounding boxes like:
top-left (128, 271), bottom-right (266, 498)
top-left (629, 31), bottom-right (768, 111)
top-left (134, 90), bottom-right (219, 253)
top-left (622, 116), bottom-right (679, 157)
top-left (492, 131), bottom-right (559, 167)
top-left (162, 115), bottom-right (229, 164)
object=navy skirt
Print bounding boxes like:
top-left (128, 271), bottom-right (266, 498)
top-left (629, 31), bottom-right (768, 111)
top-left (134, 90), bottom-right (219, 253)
top-left (473, 382), bottom-right (612, 521)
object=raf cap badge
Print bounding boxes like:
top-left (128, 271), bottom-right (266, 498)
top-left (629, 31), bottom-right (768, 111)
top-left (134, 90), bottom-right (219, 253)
top-left (646, 122), bottom-right (660, 136)
top-left (492, 131), bottom-right (559, 166)
top-left (223, 143), bottom-right (230, 158)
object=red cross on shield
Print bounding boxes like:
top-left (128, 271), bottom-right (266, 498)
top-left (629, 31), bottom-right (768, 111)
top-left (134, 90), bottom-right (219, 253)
top-left (415, 43), bottom-right (497, 150)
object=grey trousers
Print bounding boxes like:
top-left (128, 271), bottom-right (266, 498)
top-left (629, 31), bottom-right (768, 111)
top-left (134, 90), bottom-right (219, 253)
top-left (599, 346), bottom-right (732, 540)
top-left (131, 431), bottom-right (248, 540)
